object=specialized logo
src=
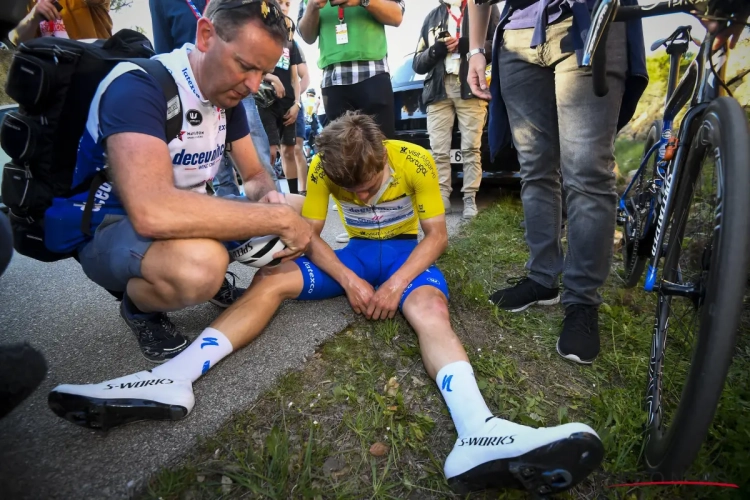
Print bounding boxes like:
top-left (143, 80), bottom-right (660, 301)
top-left (186, 109), bottom-right (203, 126)
top-left (458, 436), bottom-right (516, 446)
top-left (173, 145), bottom-right (225, 166)
top-left (201, 337), bottom-right (219, 349)
top-left (441, 374), bottom-right (453, 392)
top-left (202, 361), bottom-right (211, 374)
top-left (104, 378), bottom-right (174, 390)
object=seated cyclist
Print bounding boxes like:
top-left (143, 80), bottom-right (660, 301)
top-left (47, 112), bottom-right (604, 496)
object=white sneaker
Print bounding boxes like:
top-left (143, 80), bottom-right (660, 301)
top-left (444, 417), bottom-right (604, 496)
top-left (48, 371), bottom-right (195, 431)
top-left (463, 196), bottom-right (478, 220)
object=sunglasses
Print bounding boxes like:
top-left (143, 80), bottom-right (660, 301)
top-left (210, 0), bottom-right (295, 41)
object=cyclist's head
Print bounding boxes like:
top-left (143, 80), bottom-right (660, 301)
top-left (306, 88), bottom-right (316, 96)
top-left (315, 111), bottom-right (387, 200)
top-left (195, 0), bottom-right (291, 108)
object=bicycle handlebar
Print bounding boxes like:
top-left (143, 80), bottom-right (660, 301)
top-left (582, 0), bottom-right (693, 97)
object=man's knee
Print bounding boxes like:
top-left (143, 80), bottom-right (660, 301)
top-left (405, 286), bottom-right (450, 321)
top-left (146, 239), bottom-right (228, 305)
top-left (251, 261), bottom-right (302, 300)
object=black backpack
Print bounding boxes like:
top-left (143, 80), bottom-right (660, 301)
top-left (0, 30), bottom-right (183, 263)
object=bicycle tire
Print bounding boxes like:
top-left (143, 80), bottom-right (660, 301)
top-left (621, 120), bottom-right (662, 288)
top-left (644, 97), bottom-right (750, 479)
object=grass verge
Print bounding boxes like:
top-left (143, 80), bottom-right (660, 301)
top-left (144, 197), bottom-right (749, 500)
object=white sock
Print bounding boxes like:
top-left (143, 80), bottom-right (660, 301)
top-left (151, 328), bottom-right (233, 383)
top-left (436, 361), bottom-right (494, 438)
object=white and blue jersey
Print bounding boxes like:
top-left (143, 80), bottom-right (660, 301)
top-left (44, 44), bottom-right (249, 253)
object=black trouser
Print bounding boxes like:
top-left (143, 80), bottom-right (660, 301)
top-left (322, 72), bottom-right (395, 139)
top-left (0, 212), bottom-right (12, 277)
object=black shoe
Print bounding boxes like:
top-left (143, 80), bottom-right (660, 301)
top-left (120, 298), bottom-right (190, 363)
top-left (489, 277), bottom-right (560, 313)
top-left (0, 343), bottom-right (47, 420)
top-left (209, 272), bottom-right (246, 308)
top-left (557, 304), bottom-right (600, 364)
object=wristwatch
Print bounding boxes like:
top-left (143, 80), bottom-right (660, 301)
top-left (360, 0), bottom-right (370, 7)
top-left (466, 48), bottom-right (486, 61)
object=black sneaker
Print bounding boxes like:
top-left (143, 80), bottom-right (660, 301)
top-left (120, 299), bottom-right (190, 363)
top-left (0, 343), bottom-right (47, 420)
top-left (557, 305), bottom-right (600, 364)
top-left (489, 277), bottom-right (560, 313)
top-left (209, 272), bottom-right (246, 308)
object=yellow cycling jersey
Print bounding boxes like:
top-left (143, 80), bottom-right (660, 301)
top-left (302, 140), bottom-right (445, 240)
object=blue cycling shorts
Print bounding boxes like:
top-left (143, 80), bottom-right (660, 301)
top-left (293, 237), bottom-right (449, 309)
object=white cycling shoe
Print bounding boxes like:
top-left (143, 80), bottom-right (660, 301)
top-left (48, 371), bottom-right (194, 431)
top-left (444, 417), bottom-right (604, 496)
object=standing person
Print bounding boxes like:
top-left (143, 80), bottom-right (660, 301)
top-left (294, 37), bottom-right (312, 195)
top-left (413, 0), bottom-right (499, 219)
top-left (315, 90), bottom-right (327, 128)
top-left (255, 0), bottom-right (304, 194)
top-left (467, 0), bottom-right (647, 364)
top-left (9, 0), bottom-right (112, 45)
top-left (298, 0), bottom-right (404, 243)
top-left (149, 0), bottom-right (276, 196)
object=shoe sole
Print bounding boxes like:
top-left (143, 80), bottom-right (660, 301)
top-left (556, 339), bottom-right (595, 365)
top-left (48, 392), bottom-right (188, 431)
top-left (447, 431), bottom-right (604, 496)
top-left (490, 295), bottom-right (560, 313)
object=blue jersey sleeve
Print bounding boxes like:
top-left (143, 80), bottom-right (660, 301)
top-left (226, 103), bottom-right (249, 143)
top-left (97, 69), bottom-right (168, 143)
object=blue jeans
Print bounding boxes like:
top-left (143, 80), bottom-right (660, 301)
top-left (214, 97), bottom-right (276, 197)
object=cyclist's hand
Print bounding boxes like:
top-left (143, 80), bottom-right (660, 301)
top-left (366, 277), bottom-right (407, 320)
top-left (33, 0), bottom-right (62, 21)
top-left (468, 52), bottom-right (491, 100)
top-left (343, 275), bottom-right (375, 315)
top-left (704, 4), bottom-right (750, 50)
top-left (274, 207), bottom-right (312, 262)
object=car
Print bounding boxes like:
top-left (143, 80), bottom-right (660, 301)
top-left (391, 53), bottom-right (520, 186)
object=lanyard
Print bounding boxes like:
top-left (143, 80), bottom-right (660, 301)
top-left (446, 1), bottom-right (467, 37)
top-left (338, 6), bottom-right (345, 23)
top-left (186, 0), bottom-right (209, 20)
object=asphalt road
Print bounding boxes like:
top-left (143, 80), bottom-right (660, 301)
top-left (0, 192), bottom-right (502, 499)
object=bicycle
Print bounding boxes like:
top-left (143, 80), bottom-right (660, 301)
top-left (583, 0), bottom-right (750, 479)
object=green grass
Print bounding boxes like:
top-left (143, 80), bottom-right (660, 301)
top-left (615, 138), bottom-right (644, 183)
top-left (142, 197), bottom-right (749, 500)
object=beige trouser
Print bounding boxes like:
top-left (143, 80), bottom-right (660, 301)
top-left (426, 74), bottom-right (488, 198)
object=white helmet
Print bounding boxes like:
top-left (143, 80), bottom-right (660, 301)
top-left (226, 235), bottom-right (286, 268)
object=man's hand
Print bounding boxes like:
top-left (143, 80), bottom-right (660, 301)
top-left (467, 52), bottom-right (491, 100)
top-left (283, 103), bottom-right (300, 126)
top-left (310, 0), bottom-right (329, 9)
top-left (32, 0), bottom-right (62, 21)
top-left (265, 74), bottom-right (285, 99)
top-left (259, 190), bottom-right (288, 205)
top-left (330, 0), bottom-right (361, 7)
top-left (366, 277), bottom-right (408, 320)
top-left (343, 275), bottom-right (375, 315)
top-left (446, 36), bottom-right (459, 53)
top-left (273, 206), bottom-right (313, 262)
top-left (704, 4), bottom-right (750, 50)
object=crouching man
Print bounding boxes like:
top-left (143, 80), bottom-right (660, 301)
top-left (48, 111), bottom-right (603, 496)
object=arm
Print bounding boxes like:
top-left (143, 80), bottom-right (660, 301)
top-left (264, 73), bottom-right (286, 98)
top-left (412, 17), bottom-right (443, 75)
top-left (484, 5), bottom-right (500, 56)
top-left (109, 133), bottom-right (299, 241)
top-left (9, 0), bottom-right (60, 45)
top-left (228, 134), bottom-right (276, 201)
top-left (298, 62), bottom-right (310, 98)
top-left (298, 0), bottom-right (327, 45)
top-left (467, 1), bottom-right (492, 100)
top-left (330, 0), bottom-right (403, 27)
top-left (283, 64), bottom-right (301, 125)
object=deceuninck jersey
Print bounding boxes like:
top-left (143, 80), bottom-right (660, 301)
top-left (44, 43), bottom-right (249, 253)
top-left (302, 140), bottom-right (444, 240)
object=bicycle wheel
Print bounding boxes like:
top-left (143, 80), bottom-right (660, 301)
top-left (644, 97), bottom-right (750, 479)
top-left (621, 120), bottom-right (662, 288)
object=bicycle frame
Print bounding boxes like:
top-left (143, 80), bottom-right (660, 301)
top-left (615, 21), bottom-right (728, 292)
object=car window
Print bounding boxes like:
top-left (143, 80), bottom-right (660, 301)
top-left (390, 54), bottom-right (426, 87)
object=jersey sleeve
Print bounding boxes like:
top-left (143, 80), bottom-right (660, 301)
top-left (226, 104), bottom-right (249, 143)
top-left (406, 147), bottom-right (444, 220)
top-left (301, 156), bottom-right (332, 221)
top-left (97, 70), bottom-right (167, 143)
